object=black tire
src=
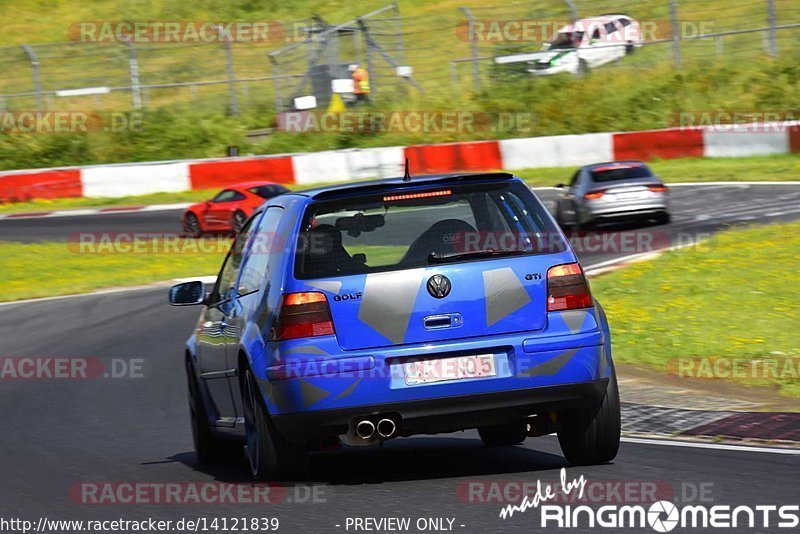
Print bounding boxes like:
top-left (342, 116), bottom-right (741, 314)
top-left (577, 59), bottom-right (589, 76)
top-left (555, 206), bottom-right (567, 232)
top-left (625, 42), bottom-right (635, 55)
top-left (184, 212), bottom-right (202, 238)
top-left (557, 369), bottom-right (621, 465)
top-left (478, 421), bottom-right (528, 446)
top-left (242, 369), bottom-right (308, 481)
top-left (555, 204), bottom-right (567, 228)
top-left (655, 212), bottom-right (671, 225)
top-left (556, 202), bottom-right (580, 233)
top-left (186, 359), bottom-right (238, 463)
top-left (232, 210), bottom-right (247, 233)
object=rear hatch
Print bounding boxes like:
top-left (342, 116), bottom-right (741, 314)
top-left (292, 177), bottom-right (575, 351)
top-left (588, 162), bottom-right (663, 200)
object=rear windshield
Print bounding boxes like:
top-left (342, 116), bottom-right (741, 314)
top-left (591, 164), bottom-right (652, 183)
top-left (294, 180), bottom-right (567, 279)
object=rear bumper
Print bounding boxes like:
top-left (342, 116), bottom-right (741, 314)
top-left (258, 308), bottom-right (613, 442)
top-left (583, 202), bottom-right (668, 222)
top-left (272, 379), bottom-right (607, 442)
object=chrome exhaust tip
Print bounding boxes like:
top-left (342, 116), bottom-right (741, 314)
top-left (376, 418), bottom-right (396, 438)
top-left (355, 420), bottom-right (376, 440)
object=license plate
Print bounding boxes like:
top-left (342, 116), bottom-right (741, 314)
top-left (403, 354), bottom-right (496, 385)
top-left (613, 191), bottom-right (646, 200)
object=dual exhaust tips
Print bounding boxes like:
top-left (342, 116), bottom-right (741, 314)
top-left (341, 416), bottom-right (399, 446)
top-left (356, 418), bottom-right (396, 440)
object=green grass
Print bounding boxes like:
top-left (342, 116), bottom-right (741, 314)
top-left (345, 245), bottom-right (407, 265)
top-left (1, 153), bottom-right (798, 213)
top-left (0, 1), bottom-right (799, 172)
top-left (0, 238), bottom-right (228, 301)
top-left (591, 220), bottom-right (800, 398)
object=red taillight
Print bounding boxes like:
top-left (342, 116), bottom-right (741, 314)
top-left (547, 263), bottom-right (592, 312)
top-left (272, 292), bottom-right (334, 341)
top-left (584, 190), bottom-right (605, 200)
top-left (648, 184), bottom-right (667, 193)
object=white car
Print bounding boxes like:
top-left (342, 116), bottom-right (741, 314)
top-left (529, 14), bottom-right (642, 75)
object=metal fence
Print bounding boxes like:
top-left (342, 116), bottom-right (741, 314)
top-left (0, 19), bottom-right (315, 116)
top-left (268, 3), bottom-right (420, 112)
top-left (0, 0), bottom-right (798, 117)
top-left (453, 0), bottom-right (800, 89)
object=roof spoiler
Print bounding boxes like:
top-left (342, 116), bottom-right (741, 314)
top-left (310, 172), bottom-right (515, 201)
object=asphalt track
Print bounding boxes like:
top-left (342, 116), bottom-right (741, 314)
top-left (1, 183), bottom-right (800, 532)
top-left (1, 288), bottom-right (799, 533)
top-left (3, 184), bottom-right (800, 251)
top-left (0, 209), bottom-right (184, 243)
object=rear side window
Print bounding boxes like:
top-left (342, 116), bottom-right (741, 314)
top-left (591, 164), bottom-right (653, 183)
top-left (212, 189), bottom-right (246, 202)
top-left (604, 22), bottom-right (618, 35)
top-left (209, 216), bottom-right (258, 305)
top-left (249, 185), bottom-right (289, 199)
top-left (294, 180), bottom-right (566, 279)
top-left (237, 207), bottom-right (284, 295)
top-left (617, 18), bottom-right (632, 27)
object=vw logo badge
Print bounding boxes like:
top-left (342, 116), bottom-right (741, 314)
top-left (427, 274), bottom-right (452, 299)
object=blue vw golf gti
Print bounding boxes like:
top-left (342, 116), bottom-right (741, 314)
top-left (170, 172), bottom-right (620, 480)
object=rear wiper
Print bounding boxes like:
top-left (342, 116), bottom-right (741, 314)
top-left (428, 248), bottom-right (523, 264)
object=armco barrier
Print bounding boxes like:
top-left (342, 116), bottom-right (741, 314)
top-left (613, 127), bottom-right (704, 161)
top-left (788, 125), bottom-right (800, 154)
top-left (704, 129), bottom-right (789, 158)
top-left (0, 169), bottom-right (82, 202)
top-left (292, 150), bottom-right (350, 185)
top-left (82, 162), bottom-right (190, 198)
top-left (498, 133), bottom-right (613, 169)
top-left (341, 146), bottom-right (406, 181)
top-left (1, 122), bottom-right (799, 202)
top-left (188, 156), bottom-right (295, 190)
top-left (293, 146), bottom-right (405, 184)
top-left (405, 140), bottom-right (502, 174)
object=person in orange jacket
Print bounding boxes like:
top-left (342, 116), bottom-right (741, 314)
top-left (349, 63), bottom-right (370, 104)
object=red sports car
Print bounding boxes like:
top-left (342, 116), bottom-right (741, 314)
top-left (181, 181), bottom-right (290, 237)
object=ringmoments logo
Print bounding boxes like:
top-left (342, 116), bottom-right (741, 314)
top-left (499, 469), bottom-right (800, 531)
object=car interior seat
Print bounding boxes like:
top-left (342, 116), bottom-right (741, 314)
top-left (302, 224), bottom-right (365, 277)
top-left (400, 219), bottom-right (477, 265)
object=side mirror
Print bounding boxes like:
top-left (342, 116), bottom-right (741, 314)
top-left (169, 281), bottom-right (206, 306)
